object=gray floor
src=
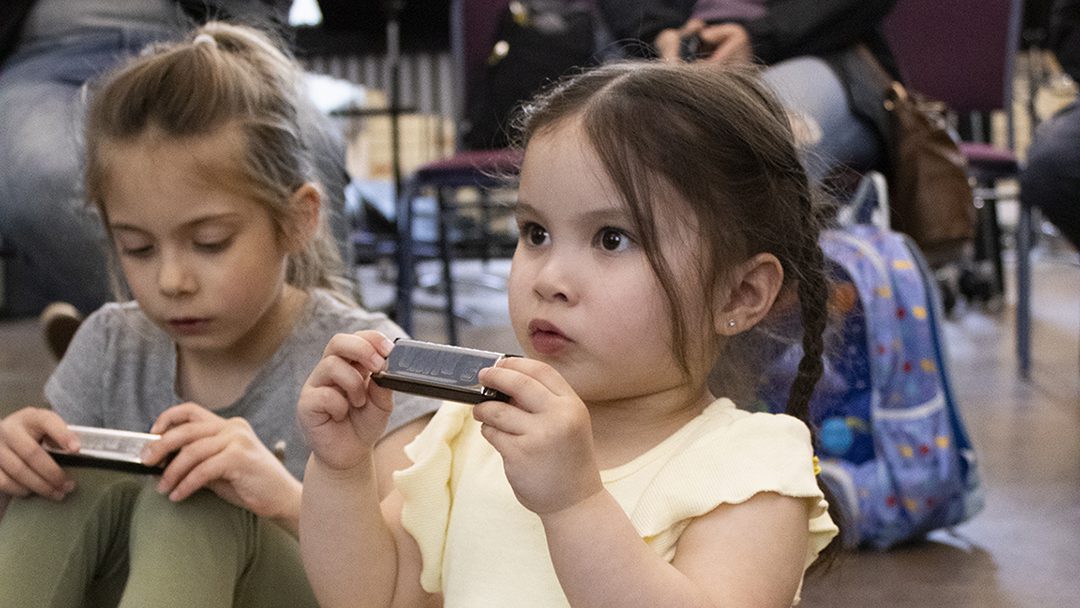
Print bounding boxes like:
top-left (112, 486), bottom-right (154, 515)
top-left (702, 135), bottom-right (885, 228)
top-left (1, 243), bottom-right (1077, 607)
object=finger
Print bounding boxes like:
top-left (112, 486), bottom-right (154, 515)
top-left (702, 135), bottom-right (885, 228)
top-left (4, 412), bottom-right (76, 490)
top-left (710, 36), bottom-right (743, 63)
top-left (679, 17), bottom-right (706, 37)
top-left (472, 400), bottom-right (531, 436)
top-left (143, 419), bottom-right (225, 466)
top-left (479, 422), bottom-right (515, 456)
top-left (321, 332), bottom-right (395, 372)
top-left (0, 443), bottom-right (67, 500)
top-left (158, 433), bottom-right (228, 496)
top-left (297, 384), bottom-right (351, 430)
top-left (165, 452), bottom-right (230, 502)
top-left (653, 28), bottom-right (681, 61)
top-left (150, 402), bottom-right (218, 434)
top-left (476, 366), bottom-right (555, 414)
top-left (489, 356), bottom-right (575, 397)
top-left (308, 355), bottom-right (371, 409)
top-left (0, 468), bottom-right (32, 498)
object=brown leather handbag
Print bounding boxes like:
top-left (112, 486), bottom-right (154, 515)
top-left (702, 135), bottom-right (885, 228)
top-left (882, 81), bottom-right (976, 254)
top-left (844, 45), bottom-right (976, 256)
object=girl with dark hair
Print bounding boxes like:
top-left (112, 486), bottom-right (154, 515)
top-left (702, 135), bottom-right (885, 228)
top-left (299, 61), bottom-right (838, 608)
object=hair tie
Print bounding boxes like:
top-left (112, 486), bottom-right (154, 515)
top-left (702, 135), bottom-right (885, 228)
top-left (193, 33), bottom-right (217, 48)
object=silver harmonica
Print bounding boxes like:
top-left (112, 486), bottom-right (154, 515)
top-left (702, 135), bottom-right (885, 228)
top-left (371, 339), bottom-right (515, 404)
top-left (44, 425), bottom-right (166, 474)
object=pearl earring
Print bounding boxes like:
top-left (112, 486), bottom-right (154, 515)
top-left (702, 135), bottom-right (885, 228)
top-left (727, 319), bottom-right (737, 328)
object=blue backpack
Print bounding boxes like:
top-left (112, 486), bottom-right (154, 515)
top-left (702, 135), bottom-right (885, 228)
top-left (757, 175), bottom-right (983, 549)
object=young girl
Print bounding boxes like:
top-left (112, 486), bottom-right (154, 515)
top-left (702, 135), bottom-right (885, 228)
top-left (0, 22), bottom-right (437, 607)
top-left (297, 61), bottom-right (839, 608)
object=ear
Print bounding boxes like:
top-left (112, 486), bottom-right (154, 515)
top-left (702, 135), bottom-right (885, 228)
top-left (713, 253), bottom-right (784, 336)
top-left (283, 182), bottom-right (321, 253)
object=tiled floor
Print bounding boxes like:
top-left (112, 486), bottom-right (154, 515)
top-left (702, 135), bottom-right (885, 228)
top-left (1, 242), bottom-right (1077, 607)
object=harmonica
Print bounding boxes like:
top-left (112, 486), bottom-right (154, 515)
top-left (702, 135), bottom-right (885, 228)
top-left (371, 339), bottom-right (515, 404)
top-left (43, 425), bottom-right (166, 474)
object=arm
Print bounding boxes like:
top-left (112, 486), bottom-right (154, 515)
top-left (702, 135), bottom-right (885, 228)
top-left (297, 331), bottom-right (433, 608)
top-left (473, 358), bottom-right (810, 607)
top-left (541, 491), bottom-right (809, 608)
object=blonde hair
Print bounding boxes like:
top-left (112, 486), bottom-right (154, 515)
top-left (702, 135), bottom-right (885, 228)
top-left (84, 21), bottom-right (351, 299)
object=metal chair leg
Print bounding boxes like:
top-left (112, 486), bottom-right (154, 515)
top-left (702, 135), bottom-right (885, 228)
top-left (1016, 203), bottom-right (1033, 379)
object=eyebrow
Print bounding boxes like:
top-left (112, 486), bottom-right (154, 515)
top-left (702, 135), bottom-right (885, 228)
top-left (109, 212), bottom-right (244, 233)
top-left (515, 200), bottom-right (630, 225)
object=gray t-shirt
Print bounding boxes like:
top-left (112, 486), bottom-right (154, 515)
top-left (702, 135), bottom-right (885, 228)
top-left (44, 289), bottom-right (439, 479)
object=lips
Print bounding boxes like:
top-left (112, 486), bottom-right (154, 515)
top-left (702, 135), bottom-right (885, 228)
top-left (528, 319), bottom-right (570, 355)
top-left (166, 317), bottom-right (211, 335)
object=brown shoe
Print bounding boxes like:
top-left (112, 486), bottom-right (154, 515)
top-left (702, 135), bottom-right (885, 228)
top-left (40, 302), bottom-right (84, 361)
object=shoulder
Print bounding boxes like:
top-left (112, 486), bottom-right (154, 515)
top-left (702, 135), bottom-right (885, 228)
top-left (71, 301), bottom-right (160, 351)
top-left (303, 289), bottom-right (410, 341)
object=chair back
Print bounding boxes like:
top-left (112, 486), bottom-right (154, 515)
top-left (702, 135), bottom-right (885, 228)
top-left (883, 0), bottom-right (1023, 113)
top-left (451, 0), bottom-right (512, 147)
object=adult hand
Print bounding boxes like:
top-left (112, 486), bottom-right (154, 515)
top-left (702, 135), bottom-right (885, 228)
top-left (698, 22), bottom-right (753, 64)
top-left (472, 357), bottom-right (603, 515)
top-left (296, 331), bottom-right (396, 472)
top-left (143, 403), bottom-right (299, 522)
top-left (653, 18), bottom-right (707, 62)
top-left (0, 407), bottom-right (78, 501)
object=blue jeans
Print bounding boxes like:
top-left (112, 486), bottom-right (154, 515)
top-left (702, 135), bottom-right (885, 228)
top-left (1020, 101), bottom-right (1080, 249)
top-left (0, 28), bottom-right (350, 318)
top-left (762, 56), bottom-right (884, 185)
top-left (0, 29), bottom-right (175, 318)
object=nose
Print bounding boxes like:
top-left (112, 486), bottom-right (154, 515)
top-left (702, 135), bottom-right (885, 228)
top-left (531, 251), bottom-right (576, 304)
top-left (158, 251), bottom-right (196, 297)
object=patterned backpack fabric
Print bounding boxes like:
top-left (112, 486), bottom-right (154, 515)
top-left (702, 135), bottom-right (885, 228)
top-left (757, 176), bottom-right (983, 549)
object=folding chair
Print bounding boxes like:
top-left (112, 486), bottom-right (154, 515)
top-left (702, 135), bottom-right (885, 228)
top-left (883, 0), bottom-right (1034, 377)
top-left (389, 0), bottom-right (525, 345)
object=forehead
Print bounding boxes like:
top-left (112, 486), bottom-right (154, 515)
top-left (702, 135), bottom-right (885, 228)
top-left (100, 127), bottom-right (261, 226)
top-left (520, 120), bottom-right (699, 232)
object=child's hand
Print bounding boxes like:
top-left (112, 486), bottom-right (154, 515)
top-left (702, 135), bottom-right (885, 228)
top-left (143, 403), bottom-right (299, 522)
top-left (296, 331), bottom-right (397, 471)
top-left (0, 407), bottom-right (78, 501)
top-left (473, 358), bottom-right (603, 515)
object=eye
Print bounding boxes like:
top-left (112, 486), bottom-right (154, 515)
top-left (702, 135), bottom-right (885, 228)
top-left (519, 222), bottom-right (550, 247)
top-left (194, 239), bottom-right (231, 253)
top-left (596, 227), bottom-right (632, 252)
top-left (120, 245), bottom-right (154, 258)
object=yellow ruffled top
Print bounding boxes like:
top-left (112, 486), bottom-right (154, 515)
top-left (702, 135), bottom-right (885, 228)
top-left (394, 398), bottom-right (837, 607)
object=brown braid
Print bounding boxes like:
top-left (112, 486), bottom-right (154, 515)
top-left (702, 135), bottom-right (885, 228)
top-left (787, 200), bottom-right (829, 420)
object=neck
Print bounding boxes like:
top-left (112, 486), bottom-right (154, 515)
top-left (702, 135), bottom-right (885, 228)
top-left (586, 383), bottom-right (715, 470)
top-left (175, 286), bottom-right (309, 409)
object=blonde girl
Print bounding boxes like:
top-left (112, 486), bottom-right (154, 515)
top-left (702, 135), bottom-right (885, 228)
top-left (0, 22), bottom-right (436, 608)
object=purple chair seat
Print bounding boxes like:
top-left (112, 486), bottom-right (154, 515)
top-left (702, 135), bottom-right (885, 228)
top-left (413, 149), bottom-right (524, 185)
top-left (958, 141), bottom-right (1020, 177)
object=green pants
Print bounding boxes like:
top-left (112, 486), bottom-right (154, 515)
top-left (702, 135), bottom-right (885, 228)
top-left (0, 467), bottom-right (318, 608)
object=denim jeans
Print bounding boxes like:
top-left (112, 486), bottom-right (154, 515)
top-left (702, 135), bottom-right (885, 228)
top-left (762, 56), bottom-right (884, 185)
top-left (0, 28), bottom-right (175, 318)
top-left (1020, 101), bottom-right (1080, 249)
top-left (0, 27), bottom-right (350, 318)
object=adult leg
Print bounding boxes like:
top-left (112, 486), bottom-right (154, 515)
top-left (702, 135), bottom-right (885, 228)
top-left (762, 56), bottom-right (885, 185)
top-left (0, 467), bottom-right (148, 608)
top-left (1020, 101), bottom-right (1080, 249)
top-left (120, 486), bottom-right (318, 608)
top-left (0, 28), bottom-right (179, 319)
top-left (0, 47), bottom-right (111, 317)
